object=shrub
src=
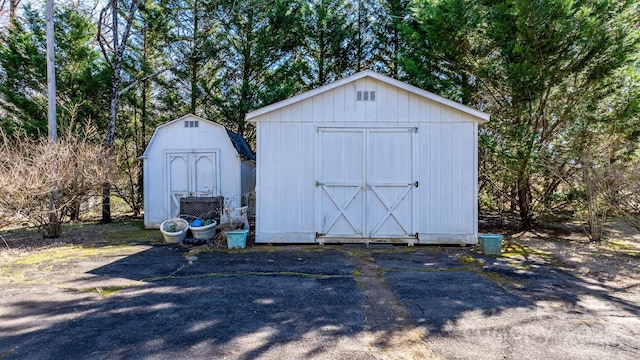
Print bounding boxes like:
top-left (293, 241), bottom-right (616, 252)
top-left (0, 121), bottom-right (111, 237)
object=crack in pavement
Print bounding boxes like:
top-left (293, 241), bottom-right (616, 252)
top-left (347, 252), bottom-right (441, 360)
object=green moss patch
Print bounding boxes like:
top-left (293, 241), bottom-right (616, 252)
top-left (83, 285), bottom-right (125, 298)
top-left (500, 243), bottom-right (553, 260)
top-left (606, 241), bottom-right (640, 258)
top-left (459, 255), bottom-right (485, 266)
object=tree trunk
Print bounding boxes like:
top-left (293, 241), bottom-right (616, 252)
top-left (101, 182), bottom-right (112, 223)
top-left (137, 79), bottom-right (149, 217)
top-left (392, 19), bottom-right (399, 78)
top-left (582, 156), bottom-right (605, 242)
top-left (517, 171), bottom-right (533, 229)
top-left (510, 186), bottom-right (517, 212)
top-left (190, 0), bottom-right (199, 114)
top-left (44, 211), bottom-right (61, 238)
top-left (8, 0), bottom-right (20, 25)
top-left (69, 199), bottom-right (81, 221)
top-left (356, 0), bottom-right (362, 72)
top-left (102, 49), bottom-right (121, 224)
top-left (98, 0), bottom-right (141, 223)
top-left (135, 24), bottom-right (150, 218)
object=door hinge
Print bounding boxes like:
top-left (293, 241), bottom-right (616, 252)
top-left (315, 232), bottom-right (325, 238)
top-left (410, 181), bottom-right (418, 187)
top-left (315, 181), bottom-right (325, 187)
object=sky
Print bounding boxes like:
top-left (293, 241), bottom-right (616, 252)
top-left (0, 0), bottom-right (106, 27)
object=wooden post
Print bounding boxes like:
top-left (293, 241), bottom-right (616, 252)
top-left (46, 0), bottom-right (60, 237)
top-left (46, 0), bottom-right (56, 141)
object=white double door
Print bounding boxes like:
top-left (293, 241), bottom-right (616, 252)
top-left (316, 127), bottom-right (417, 239)
top-left (166, 151), bottom-right (219, 217)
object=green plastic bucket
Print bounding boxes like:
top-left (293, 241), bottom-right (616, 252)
top-left (226, 229), bottom-right (249, 249)
top-left (478, 234), bottom-right (503, 255)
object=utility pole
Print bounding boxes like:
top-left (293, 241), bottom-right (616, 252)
top-left (46, 0), bottom-right (59, 237)
top-left (46, 0), bottom-right (56, 142)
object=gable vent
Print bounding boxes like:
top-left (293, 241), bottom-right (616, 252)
top-left (184, 120), bottom-right (199, 128)
top-left (357, 90), bottom-right (376, 102)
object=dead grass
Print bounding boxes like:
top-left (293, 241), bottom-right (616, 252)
top-left (480, 218), bottom-right (640, 291)
top-left (0, 218), bottom-right (162, 286)
top-left (1, 218), bottom-right (158, 252)
top-left (2, 216), bottom-right (638, 292)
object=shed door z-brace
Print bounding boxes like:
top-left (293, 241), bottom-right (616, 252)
top-left (316, 127), bottom-right (417, 239)
top-left (167, 151), bottom-right (219, 217)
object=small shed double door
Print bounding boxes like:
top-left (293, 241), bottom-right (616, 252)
top-left (316, 127), bottom-right (418, 240)
top-left (166, 151), bottom-right (219, 217)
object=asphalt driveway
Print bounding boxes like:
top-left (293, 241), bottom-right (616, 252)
top-left (1, 244), bottom-right (639, 359)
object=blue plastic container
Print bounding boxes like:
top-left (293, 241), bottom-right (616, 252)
top-left (226, 229), bottom-right (249, 249)
top-left (478, 234), bottom-right (503, 255)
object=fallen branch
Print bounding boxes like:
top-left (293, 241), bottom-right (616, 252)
top-left (0, 234), bottom-right (10, 251)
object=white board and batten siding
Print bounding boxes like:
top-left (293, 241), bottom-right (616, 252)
top-left (141, 114), bottom-right (255, 229)
top-left (247, 70), bottom-right (489, 245)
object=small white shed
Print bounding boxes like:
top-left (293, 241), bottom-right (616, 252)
top-left (246, 70), bottom-right (489, 245)
top-left (141, 114), bottom-right (255, 228)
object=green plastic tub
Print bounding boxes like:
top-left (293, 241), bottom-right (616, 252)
top-left (226, 229), bottom-right (249, 249)
top-left (478, 234), bottom-right (503, 255)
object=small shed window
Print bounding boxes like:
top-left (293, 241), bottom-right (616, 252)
top-left (184, 120), bottom-right (199, 128)
top-left (356, 90), bottom-right (376, 102)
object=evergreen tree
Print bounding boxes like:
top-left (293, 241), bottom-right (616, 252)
top-left (0, 4), bottom-right (109, 137)
top-left (0, 6), bottom-right (46, 136)
top-left (372, 0), bottom-right (411, 78)
top-left (206, 0), bottom-right (303, 136)
top-left (300, 0), bottom-right (355, 87)
top-left (349, 0), bottom-right (376, 73)
top-left (403, 0), bottom-right (640, 227)
top-left (54, 5), bottom-right (111, 131)
top-left (163, 0), bottom-right (221, 117)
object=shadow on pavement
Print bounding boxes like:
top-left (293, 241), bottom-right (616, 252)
top-left (1, 247), bottom-right (368, 359)
top-left (374, 250), bottom-right (640, 336)
top-left (2, 245), bottom-right (638, 359)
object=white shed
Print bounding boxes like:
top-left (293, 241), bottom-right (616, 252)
top-left (141, 114), bottom-right (256, 228)
top-left (246, 70), bottom-right (489, 245)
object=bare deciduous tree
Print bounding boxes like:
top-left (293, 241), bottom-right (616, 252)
top-left (0, 121), bottom-right (111, 236)
top-left (0, 0), bottom-right (21, 27)
top-left (97, 0), bottom-right (141, 224)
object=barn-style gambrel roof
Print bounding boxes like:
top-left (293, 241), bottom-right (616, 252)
top-left (141, 114), bottom-right (255, 161)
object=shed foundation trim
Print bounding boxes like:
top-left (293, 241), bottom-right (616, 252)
top-left (255, 232), bottom-right (317, 244)
top-left (418, 233), bottom-right (478, 245)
